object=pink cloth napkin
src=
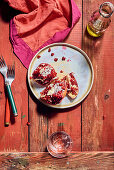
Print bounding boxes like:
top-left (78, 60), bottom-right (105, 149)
top-left (7, 0), bottom-right (81, 68)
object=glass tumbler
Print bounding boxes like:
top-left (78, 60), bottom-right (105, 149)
top-left (47, 131), bottom-right (73, 158)
top-left (87, 2), bottom-right (114, 37)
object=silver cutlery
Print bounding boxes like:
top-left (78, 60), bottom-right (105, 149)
top-left (0, 56), bottom-right (17, 117)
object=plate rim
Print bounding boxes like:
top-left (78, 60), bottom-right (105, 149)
top-left (28, 42), bottom-right (94, 109)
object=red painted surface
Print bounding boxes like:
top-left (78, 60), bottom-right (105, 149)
top-left (82, 0), bottom-right (114, 151)
top-left (47, 0), bottom-right (82, 151)
top-left (0, 1), bottom-right (28, 151)
top-left (0, 0), bottom-right (114, 152)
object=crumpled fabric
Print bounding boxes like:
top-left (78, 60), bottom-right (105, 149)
top-left (6, 0), bottom-right (81, 68)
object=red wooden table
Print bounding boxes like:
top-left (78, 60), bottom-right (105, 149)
top-left (0, 0), bottom-right (114, 169)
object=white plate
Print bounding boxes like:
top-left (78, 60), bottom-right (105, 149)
top-left (28, 43), bottom-right (94, 108)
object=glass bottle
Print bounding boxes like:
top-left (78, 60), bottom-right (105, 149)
top-left (87, 2), bottom-right (114, 37)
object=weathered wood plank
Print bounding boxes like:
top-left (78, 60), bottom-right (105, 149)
top-left (48, 106), bottom-right (81, 151)
top-left (1, 0), bottom-right (114, 153)
top-left (48, 0), bottom-right (82, 151)
top-left (0, 152), bottom-right (113, 169)
top-left (29, 0), bottom-right (82, 152)
top-left (0, 1), bottom-right (28, 151)
top-left (28, 98), bottom-right (48, 152)
top-left (82, 0), bottom-right (114, 151)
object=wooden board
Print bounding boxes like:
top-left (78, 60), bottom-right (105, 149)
top-left (0, 0), bottom-right (114, 153)
top-left (82, 0), bottom-right (114, 151)
top-left (0, 152), bottom-right (113, 169)
top-left (29, 0), bottom-right (82, 152)
top-left (0, 1), bottom-right (28, 152)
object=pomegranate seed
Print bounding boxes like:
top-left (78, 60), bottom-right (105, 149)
top-left (48, 48), bottom-right (51, 52)
top-left (59, 84), bottom-right (62, 86)
top-left (60, 70), bottom-right (63, 73)
top-left (54, 58), bottom-right (58, 62)
top-left (30, 76), bottom-right (32, 80)
top-left (62, 86), bottom-right (65, 90)
top-left (37, 55), bottom-right (41, 59)
top-left (62, 56), bottom-right (66, 61)
top-left (27, 122), bottom-right (30, 126)
top-left (51, 53), bottom-right (54, 56)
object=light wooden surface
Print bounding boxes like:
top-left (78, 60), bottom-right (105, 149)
top-left (0, 0), bottom-right (114, 155)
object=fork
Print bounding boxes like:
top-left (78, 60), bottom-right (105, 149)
top-left (0, 56), bottom-right (7, 82)
top-left (0, 56), bottom-right (10, 125)
top-left (0, 56), bottom-right (17, 117)
top-left (6, 64), bottom-right (18, 117)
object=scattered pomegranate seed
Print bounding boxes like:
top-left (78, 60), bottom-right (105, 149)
top-left (27, 122), bottom-right (30, 126)
top-left (62, 56), bottom-right (66, 61)
top-left (62, 46), bottom-right (66, 50)
top-left (51, 53), bottom-right (54, 56)
top-left (48, 48), bottom-right (51, 52)
top-left (54, 58), bottom-right (58, 62)
top-left (60, 70), bottom-right (63, 73)
top-left (67, 59), bottom-right (71, 62)
top-left (37, 55), bottom-right (41, 59)
top-left (30, 76), bottom-right (32, 80)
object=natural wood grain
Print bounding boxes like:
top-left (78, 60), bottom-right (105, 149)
top-left (28, 97), bottom-right (48, 152)
top-left (0, 152), bottom-right (113, 169)
top-left (47, 106), bottom-right (81, 151)
top-left (82, 0), bottom-right (114, 151)
top-left (48, 0), bottom-right (82, 151)
top-left (0, 0), bottom-right (114, 153)
top-left (29, 0), bottom-right (82, 152)
top-left (0, 1), bottom-right (28, 151)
